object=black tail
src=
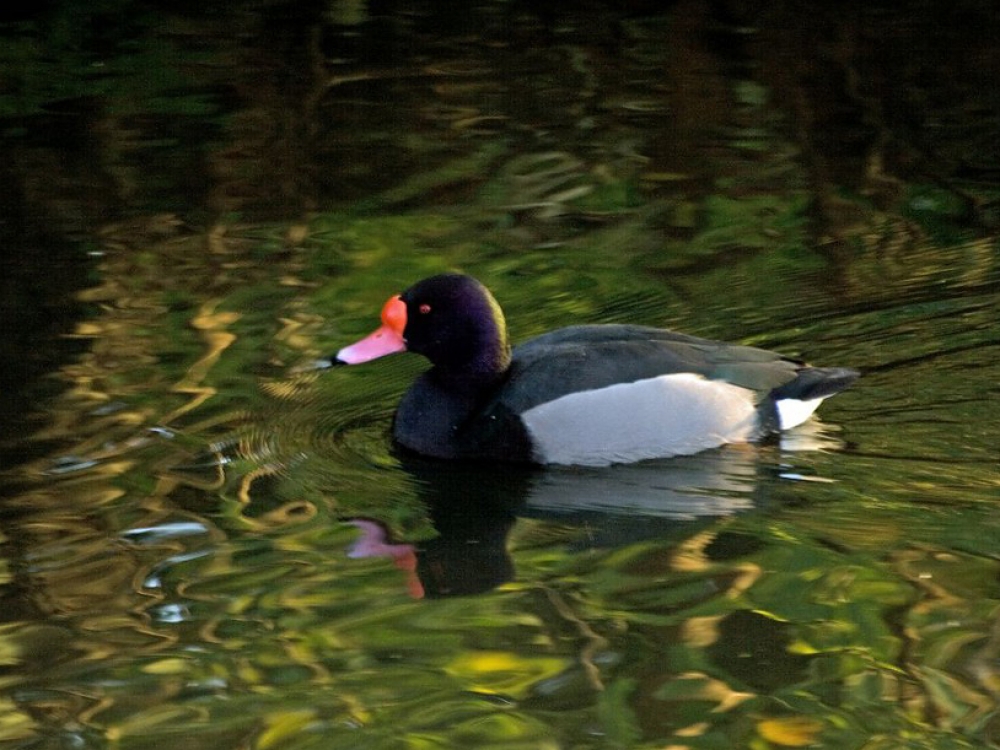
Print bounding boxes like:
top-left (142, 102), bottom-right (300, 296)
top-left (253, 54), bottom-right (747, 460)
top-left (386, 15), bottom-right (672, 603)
top-left (770, 367), bottom-right (860, 401)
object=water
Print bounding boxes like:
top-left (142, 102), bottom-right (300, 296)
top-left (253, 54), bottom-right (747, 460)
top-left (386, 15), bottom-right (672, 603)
top-left (1, 2), bottom-right (998, 749)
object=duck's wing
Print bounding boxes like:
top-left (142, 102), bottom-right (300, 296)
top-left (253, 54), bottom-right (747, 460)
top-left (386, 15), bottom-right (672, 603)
top-left (497, 324), bottom-right (812, 414)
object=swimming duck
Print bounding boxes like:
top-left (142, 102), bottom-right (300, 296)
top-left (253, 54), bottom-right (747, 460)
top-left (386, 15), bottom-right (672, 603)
top-left (333, 274), bottom-right (857, 466)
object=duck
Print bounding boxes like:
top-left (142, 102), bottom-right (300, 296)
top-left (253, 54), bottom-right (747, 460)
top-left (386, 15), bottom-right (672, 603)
top-left (332, 274), bottom-right (858, 466)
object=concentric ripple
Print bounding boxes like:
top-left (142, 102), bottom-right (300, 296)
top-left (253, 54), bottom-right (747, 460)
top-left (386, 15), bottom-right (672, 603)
top-left (212, 366), bottom-right (415, 519)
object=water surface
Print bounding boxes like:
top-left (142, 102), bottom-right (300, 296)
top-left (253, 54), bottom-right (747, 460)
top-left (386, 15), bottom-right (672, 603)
top-left (1, 2), bottom-right (998, 749)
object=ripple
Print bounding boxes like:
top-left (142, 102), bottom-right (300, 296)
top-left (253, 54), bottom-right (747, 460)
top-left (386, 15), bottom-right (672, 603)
top-left (256, 391), bottom-right (396, 473)
top-left (186, 368), bottom-right (412, 518)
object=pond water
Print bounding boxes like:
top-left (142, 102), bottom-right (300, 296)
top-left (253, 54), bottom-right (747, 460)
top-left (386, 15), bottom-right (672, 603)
top-left (1, 2), bottom-right (998, 749)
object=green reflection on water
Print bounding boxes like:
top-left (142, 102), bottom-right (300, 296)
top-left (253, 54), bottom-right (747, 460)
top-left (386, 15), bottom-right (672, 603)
top-left (3, 197), bottom-right (997, 749)
top-left (2, 2), bottom-right (1000, 749)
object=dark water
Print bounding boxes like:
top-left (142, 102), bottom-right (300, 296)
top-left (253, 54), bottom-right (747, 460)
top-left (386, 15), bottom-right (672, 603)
top-left (1, 2), bottom-right (998, 749)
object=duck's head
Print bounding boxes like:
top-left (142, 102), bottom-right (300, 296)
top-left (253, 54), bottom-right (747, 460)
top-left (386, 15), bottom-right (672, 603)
top-left (336, 274), bottom-right (511, 385)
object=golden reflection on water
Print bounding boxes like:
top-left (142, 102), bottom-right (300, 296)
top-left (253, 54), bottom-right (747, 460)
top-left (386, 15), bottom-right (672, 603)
top-left (3, 213), bottom-right (997, 749)
top-left (2, 1), bottom-right (1000, 748)
top-left (163, 302), bottom-right (237, 423)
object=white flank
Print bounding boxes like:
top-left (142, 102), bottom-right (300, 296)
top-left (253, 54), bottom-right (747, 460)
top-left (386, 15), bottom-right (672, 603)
top-left (520, 373), bottom-right (758, 466)
top-left (775, 397), bottom-right (824, 430)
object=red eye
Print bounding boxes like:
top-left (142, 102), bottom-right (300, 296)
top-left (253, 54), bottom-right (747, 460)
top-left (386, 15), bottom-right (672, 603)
top-left (419, 303), bottom-right (432, 315)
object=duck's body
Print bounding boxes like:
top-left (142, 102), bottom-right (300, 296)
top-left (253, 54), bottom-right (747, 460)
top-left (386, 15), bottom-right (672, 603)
top-left (334, 274), bottom-right (857, 466)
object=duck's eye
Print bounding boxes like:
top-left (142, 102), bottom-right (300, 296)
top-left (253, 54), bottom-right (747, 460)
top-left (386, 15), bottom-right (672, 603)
top-left (419, 303), bottom-right (432, 315)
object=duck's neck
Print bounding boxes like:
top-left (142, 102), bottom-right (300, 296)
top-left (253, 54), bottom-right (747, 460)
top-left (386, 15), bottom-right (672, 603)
top-left (433, 334), bottom-right (511, 394)
top-left (415, 285), bottom-right (512, 393)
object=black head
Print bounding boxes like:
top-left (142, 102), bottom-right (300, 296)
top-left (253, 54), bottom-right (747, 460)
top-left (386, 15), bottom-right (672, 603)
top-left (399, 274), bottom-right (511, 384)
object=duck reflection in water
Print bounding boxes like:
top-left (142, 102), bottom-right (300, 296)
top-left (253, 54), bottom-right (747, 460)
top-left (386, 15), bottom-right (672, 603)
top-left (343, 431), bottom-right (842, 598)
top-left (346, 458), bottom-right (527, 599)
